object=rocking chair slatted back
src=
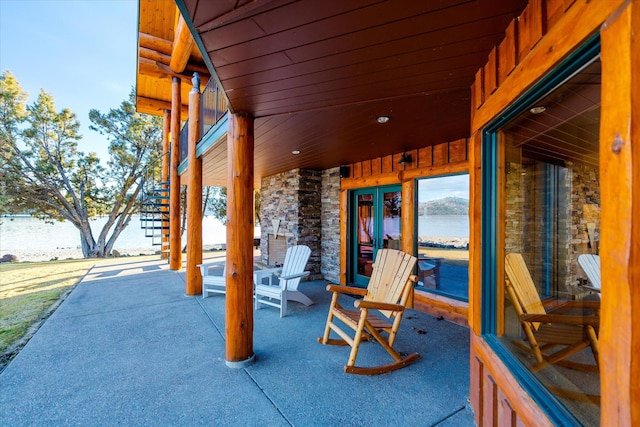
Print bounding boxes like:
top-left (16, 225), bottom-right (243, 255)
top-left (367, 249), bottom-right (417, 318)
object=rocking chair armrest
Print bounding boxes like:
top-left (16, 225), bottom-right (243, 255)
top-left (521, 313), bottom-right (600, 327)
top-left (325, 284), bottom-right (368, 296)
top-left (354, 299), bottom-right (404, 312)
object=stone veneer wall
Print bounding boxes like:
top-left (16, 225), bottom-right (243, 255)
top-left (320, 168), bottom-right (341, 282)
top-left (259, 169), bottom-right (322, 279)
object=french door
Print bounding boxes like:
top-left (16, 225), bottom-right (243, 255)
top-left (351, 185), bottom-right (402, 286)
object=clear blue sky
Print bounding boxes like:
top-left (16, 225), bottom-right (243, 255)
top-left (0, 0), bottom-right (138, 161)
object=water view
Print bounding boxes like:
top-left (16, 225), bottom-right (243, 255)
top-left (0, 215), bottom-right (234, 262)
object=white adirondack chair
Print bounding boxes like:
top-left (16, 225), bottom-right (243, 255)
top-left (254, 245), bottom-right (312, 317)
top-left (198, 262), bottom-right (226, 298)
top-left (578, 254), bottom-right (601, 293)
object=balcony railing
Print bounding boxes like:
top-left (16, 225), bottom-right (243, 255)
top-left (179, 76), bottom-right (229, 164)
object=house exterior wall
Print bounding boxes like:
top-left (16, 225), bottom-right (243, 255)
top-left (468, 0), bottom-right (637, 425)
top-left (340, 139), bottom-right (470, 326)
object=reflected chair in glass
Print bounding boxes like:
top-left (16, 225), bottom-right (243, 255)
top-left (578, 254), bottom-right (601, 295)
top-left (505, 253), bottom-right (601, 403)
top-left (318, 249), bottom-right (419, 374)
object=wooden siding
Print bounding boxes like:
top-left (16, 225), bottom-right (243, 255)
top-left (339, 139), bottom-right (469, 325)
top-left (471, 335), bottom-right (553, 426)
top-left (468, 0), bottom-right (634, 425)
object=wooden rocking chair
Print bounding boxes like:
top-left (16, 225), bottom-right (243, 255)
top-left (318, 249), bottom-right (419, 375)
top-left (505, 253), bottom-right (600, 403)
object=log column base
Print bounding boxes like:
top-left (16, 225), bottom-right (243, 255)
top-left (225, 354), bottom-right (256, 369)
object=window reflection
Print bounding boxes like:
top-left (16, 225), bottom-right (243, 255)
top-left (499, 58), bottom-right (601, 426)
top-left (416, 174), bottom-right (469, 300)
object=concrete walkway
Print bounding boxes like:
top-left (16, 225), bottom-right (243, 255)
top-left (0, 255), bottom-right (473, 426)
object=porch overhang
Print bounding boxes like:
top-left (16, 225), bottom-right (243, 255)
top-left (174, 0), bottom-right (527, 186)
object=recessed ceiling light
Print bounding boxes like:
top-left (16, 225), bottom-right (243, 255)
top-left (376, 116), bottom-right (390, 124)
top-left (529, 106), bottom-right (546, 114)
top-left (291, 150), bottom-right (301, 155)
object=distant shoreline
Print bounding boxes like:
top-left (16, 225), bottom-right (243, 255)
top-left (1, 244), bottom-right (230, 263)
top-left (2, 247), bottom-right (158, 263)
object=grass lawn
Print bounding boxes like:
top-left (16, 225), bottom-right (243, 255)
top-left (0, 258), bottom-right (115, 371)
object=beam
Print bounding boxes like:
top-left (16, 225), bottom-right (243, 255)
top-left (139, 32), bottom-right (172, 55)
top-left (139, 46), bottom-right (171, 65)
top-left (140, 47), bottom-right (210, 76)
top-left (225, 113), bottom-right (255, 367)
top-left (170, 15), bottom-right (196, 73)
top-left (138, 57), bottom-right (210, 83)
top-left (136, 96), bottom-right (189, 120)
top-left (186, 74), bottom-right (203, 295)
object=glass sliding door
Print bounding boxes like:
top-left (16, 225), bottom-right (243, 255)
top-left (351, 186), bottom-right (401, 286)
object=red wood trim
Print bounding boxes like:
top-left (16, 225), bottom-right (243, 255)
top-left (413, 291), bottom-right (468, 327)
top-left (498, 20), bottom-right (518, 85)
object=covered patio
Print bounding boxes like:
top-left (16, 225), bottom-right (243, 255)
top-left (0, 255), bottom-right (471, 426)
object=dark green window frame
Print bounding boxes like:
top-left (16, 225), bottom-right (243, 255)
top-left (480, 34), bottom-right (600, 426)
top-left (413, 173), bottom-right (470, 302)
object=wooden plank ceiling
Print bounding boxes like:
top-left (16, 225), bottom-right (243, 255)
top-left (143, 0), bottom-right (528, 186)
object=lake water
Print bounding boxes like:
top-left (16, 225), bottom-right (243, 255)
top-left (0, 214), bottom-right (467, 261)
top-left (418, 214), bottom-right (468, 238)
top-left (0, 215), bottom-right (248, 261)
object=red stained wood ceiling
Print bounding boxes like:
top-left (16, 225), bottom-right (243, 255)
top-left (177, 0), bottom-right (527, 185)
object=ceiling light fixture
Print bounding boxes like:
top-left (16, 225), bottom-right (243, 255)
top-left (291, 150), bottom-right (301, 155)
top-left (529, 106), bottom-right (546, 114)
top-left (376, 116), bottom-right (390, 124)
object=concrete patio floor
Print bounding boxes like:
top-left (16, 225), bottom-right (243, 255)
top-left (0, 254), bottom-right (473, 426)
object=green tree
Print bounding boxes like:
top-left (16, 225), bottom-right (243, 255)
top-left (204, 186), bottom-right (261, 226)
top-left (0, 71), bottom-right (162, 257)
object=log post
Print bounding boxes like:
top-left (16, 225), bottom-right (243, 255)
top-left (225, 113), bottom-right (255, 367)
top-left (169, 77), bottom-right (182, 270)
top-left (186, 74), bottom-right (203, 295)
top-left (600, 2), bottom-right (640, 424)
top-left (161, 109), bottom-right (170, 259)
